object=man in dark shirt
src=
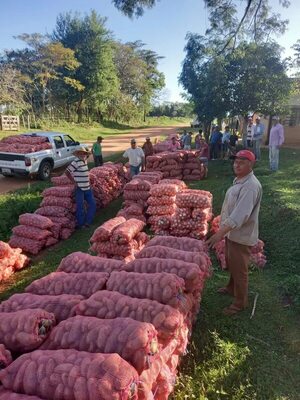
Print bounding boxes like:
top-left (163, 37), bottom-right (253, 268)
top-left (210, 126), bottom-right (223, 159)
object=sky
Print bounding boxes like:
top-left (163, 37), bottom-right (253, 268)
top-left (0, 0), bottom-right (299, 102)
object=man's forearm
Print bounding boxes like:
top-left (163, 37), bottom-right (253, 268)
top-left (65, 170), bottom-right (75, 185)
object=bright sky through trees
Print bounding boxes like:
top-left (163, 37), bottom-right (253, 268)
top-left (0, 0), bottom-right (298, 101)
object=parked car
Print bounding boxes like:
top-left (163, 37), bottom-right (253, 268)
top-left (0, 132), bottom-right (85, 180)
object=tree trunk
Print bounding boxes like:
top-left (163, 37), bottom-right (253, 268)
top-left (265, 115), bottom-right (272, 145)
top-left (76, 94), bottom-right (84, 123)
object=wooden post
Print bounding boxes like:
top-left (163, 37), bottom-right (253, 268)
top-left (27, 115), bottom-right (30, 130)
top-left (21, 115), bottom-right (25, 128)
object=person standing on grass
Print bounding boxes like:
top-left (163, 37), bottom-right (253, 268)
top-left (269, 116), bottom-right (285, 171)
top-left (197, 138), bottom-right (209, 178)
top-left (206, 150), bottom-right (262, 316)
top-left (180, 130), bottom-right (187, 148)
top-left (123, 138), bottom-right (145, 177)
top-left (195, 130), bottom-right (203, 150)
top-left (183, 131), bottom-right (193, 150)
top-left (252, 116), bottom-right (265, 160)
top-left (222, 126), bottom-right (231, 159)
top-left (246, 117), bottom-right (254, 148)
top-left (92, 136), bottom-right (103, 167)
top-left (142, 136), bottom-right (154, 159)
top-left (168, 136), bottom-right (181, 152)
top-left (210, 126), bottom-right (223, 159)
top-left (65, 147), bottom-right (96, 229)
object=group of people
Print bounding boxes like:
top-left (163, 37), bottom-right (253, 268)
top-left (209, 126), bottom-right (239, 160)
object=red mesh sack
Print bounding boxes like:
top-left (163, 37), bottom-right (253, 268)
top-left (125, 179), bottom-right (152, 191)
top-left (35, 206), bottom-right (69, 217)
top-left (123, 190), bottom-right (150, 201)
top-left (147, 204), bottom-right (176, 216)
top-left (25, 271), bottom-right (108, 298)
top-left (57, 251), bottom-right (124, 273)
top-left (9, 236), bottom-right (45, 255)
top-left (175, 191), bottom-right (212, 208)
top-left (91, 241), bottom-right (136, 257)
top-left (122, 203), bottom-right (144, 215)
top-left (51, 174), bottom-right (73, 186)
top-left (145, 235), bottom-right (208, 253)
top-left (49, 216), bottom-right (76, 229)
top-left (0, 309), bottom-right (55, 352)
top-left (111, 218), bottom-right (145, 245)
top-left (60, 228), bottom-right (73, 240)
top-left (174, 207), bottom-right (191, 220)
top-left (0, 344), bottom-right (12, 370)
top-left (41, 196), bottom-right (74, 210)
top-left (18, 214), bottom-right (53, 230)
top-left (42, 186), bottom-right (74, 198)
top-left (76, 290), bottom-right (184, 342)
top-left (153, 364), bottom-right (176, 400)
top-left (40, 316), bottom-right (158, 374)
top-left (251, 239), bottom-right (265, 254)
top-left (250, 252), bottom-right (267, 268)
top-left (107, 271), bottom-right (186, 309)
top-left (124, 257), bottom-right (204, 292)
top-left (117, 210), bottom-right (147, 224)
top-left (191, 207), bottom-right (212, 222)
top-left (150, 184), bottom-right (180, 197)
top-left (12, 225), bottom-right (52, 241)
top-left (0, 349), bottom-right (139, 400)
top-left (0, 388), bottom-right (44, 399)
top-left (0, 293), bottom-right (83, 322)
top-left (45, 237), bottom-right (58, 247)
top-left (90, 217), bottom-right (126, 242)
top-left (147, 195), bottom-right (176, 206)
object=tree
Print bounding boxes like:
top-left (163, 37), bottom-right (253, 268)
top-left (112, 0), bottom-right (156, 17)
top-left (0, 65), bottom-right (28, 112)
top-left (53, 11), bottom-right (120, 121)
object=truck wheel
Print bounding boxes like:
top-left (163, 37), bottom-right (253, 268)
top-left (2, 173), bottom-right (13, 177)
top-left (38, 161), bottom-right (52, 180)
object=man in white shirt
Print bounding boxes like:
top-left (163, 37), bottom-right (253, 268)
top-left (123, 138), bottom-right (145, 177)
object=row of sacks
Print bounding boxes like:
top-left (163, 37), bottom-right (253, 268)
top-left (148, 184), bottom-right (213, 240)
top-left (0, 135), bottom-right (52, 154)
top-left (210, 215), bottom-right (267, 269)
top-left (89, 216), bottom-right (149, 262)
top-left (0, 241), bottom-right (29, 284)
top-left (0, 235), bottom-right (211, 399)
top-left (146, 150), bottom-right (206, 181)
top-left (117, 171), bottom-right (163, 223)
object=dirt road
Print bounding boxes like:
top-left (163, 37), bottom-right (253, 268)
top-left (0, 125), bottom-right (182, 194)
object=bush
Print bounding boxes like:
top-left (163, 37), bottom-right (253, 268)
top-left (281, 275), bottom-right (300, 309)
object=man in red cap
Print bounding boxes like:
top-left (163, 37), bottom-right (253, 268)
top-left (207, 150), bottom-right (262, 315)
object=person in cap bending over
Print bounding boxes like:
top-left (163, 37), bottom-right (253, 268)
top-left (142, 136), bottom-right (154, 159)
top-left (269, 116), bottom-right (284, 171)
top-left (123, 139), bottom-right (145, 177)
top-left (168, 136), bottom-right (181, 152)
top-left (92, 136), bottom-right (103, 167)
top-left (206, 150), bottom-right (262, 316)
top-left (65, 147), bottom-right (96, 228)
top-left (252, 116), bottom-right (265, 160)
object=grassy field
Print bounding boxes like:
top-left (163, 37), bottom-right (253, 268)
top-left (0, 147), bottom-right (299, 399)
top-left (0, 117), bottom-right (189, 141)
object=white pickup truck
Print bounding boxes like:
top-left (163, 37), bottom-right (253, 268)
top-left (0, 132), bottom-right (85, 180)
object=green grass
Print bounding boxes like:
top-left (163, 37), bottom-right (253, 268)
top-left (0, 117), bottom-right (190, 141)
top-left (0, 147), bottom-right (299, 399)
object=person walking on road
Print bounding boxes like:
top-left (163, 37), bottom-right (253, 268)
top-left (142, 136), bottom-right (154, 158)
top-left (206, 150), bottom-right (262, 316)
top-left (269, 116), bottom-right (284, 171)
top-left (65, 147), bottom-right (96, 229)
top-left (123, 139), bottom-right (145, 177)
top-left (252, 116), bottom-right (265, 160)
top-left (92, 136), bottom-right (103, 167)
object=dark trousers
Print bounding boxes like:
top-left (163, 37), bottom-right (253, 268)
top-left (210, 143), bottom-right (219, 159)
top-left (225, 238), bottom-right (251, 309)
top-left (94, 155), bottom-right (103, 167)
top-left (75, 188), bottom-right (96, 227)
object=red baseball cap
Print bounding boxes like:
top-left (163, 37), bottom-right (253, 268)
top-left (232, 150), bottom-right (256, 161)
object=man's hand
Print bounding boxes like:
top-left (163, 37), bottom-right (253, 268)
top-left (206, 231), bottom-right (224, 248)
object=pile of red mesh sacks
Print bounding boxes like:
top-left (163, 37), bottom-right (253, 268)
top-left (211, 215), bottom-right (267, 269)
top-left (147, 181), bottom-right (186, 235)
top-left (0, 135), bottom-right (52, 154)
top-left (75, 234), bottom-right (211, 399)
top-left (181, 150), bottom-right (206, 180)
top-left (0, 241), bottom-right (29, 283)
top-left (89, 162), bottom-right (128, 208)
top-left (146, 151), bottom-right (206, 181)
top-left (170, 189), bottom-right (213, 239)
top-left (146, 152), bottom-right (184, 179)
top-left (9, 213), bottom-right (60, 255)
top-left (90, 216), bottom-right (149, 262)
top-left (118, 171), bottom-right (163, 223)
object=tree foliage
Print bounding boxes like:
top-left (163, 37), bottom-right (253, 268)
top-left (0, 65), bottom-right (28, 112)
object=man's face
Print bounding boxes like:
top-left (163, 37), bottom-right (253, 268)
top-left (233, 158), bottom-right (252, 177)
top-left (255, 118), bottom-right (260, 124)
top-left (131, 142), bottom-right (136, 149)
top-left (77, 152), bottom-right (88, 161)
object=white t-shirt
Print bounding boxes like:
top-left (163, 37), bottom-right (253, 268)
top-left (123, 147), bottom-right (145, 167)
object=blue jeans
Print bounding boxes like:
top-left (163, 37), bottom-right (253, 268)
top-left (130, 165), bottom-right (141, 177)
top-left (253, 138), bottom-right (262, 160)
top-left (269, 146), bottom-right (279, 171)
top-left (75, 188), bottom-right (96, 227)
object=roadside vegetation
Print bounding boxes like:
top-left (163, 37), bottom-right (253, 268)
top-left (0, 147), bottom-right (299, 399)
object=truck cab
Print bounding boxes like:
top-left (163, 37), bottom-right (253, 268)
top-left (0, 132), bottom-right (83, 180)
